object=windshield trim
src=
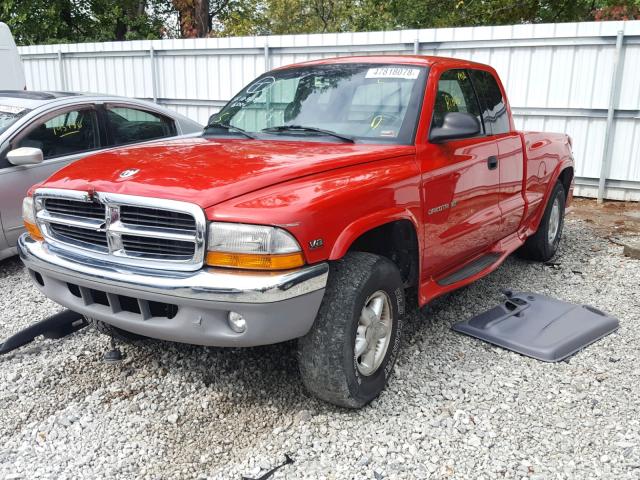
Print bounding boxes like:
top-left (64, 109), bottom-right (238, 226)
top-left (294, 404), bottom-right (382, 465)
top-left (206, 63), bottom-right (429, 146)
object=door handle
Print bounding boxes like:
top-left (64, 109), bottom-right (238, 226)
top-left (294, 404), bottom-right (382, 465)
top-left (487, 156), bottom-right (498, 170)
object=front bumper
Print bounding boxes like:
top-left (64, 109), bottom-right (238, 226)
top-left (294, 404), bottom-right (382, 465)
top-left (18, 235), bottom-right (329, 347)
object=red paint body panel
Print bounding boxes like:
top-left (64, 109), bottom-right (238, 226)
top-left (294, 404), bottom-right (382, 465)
top-left (41, 137), bottom-right (412, 209)
top-left (34, 56), bottom-right (575, 307)
top-left (519, 131), bottom-right (574, 235)
top-left (417, 137), bottom-right (502, 278)
top-left (207, 154), bottom-right (422, 266)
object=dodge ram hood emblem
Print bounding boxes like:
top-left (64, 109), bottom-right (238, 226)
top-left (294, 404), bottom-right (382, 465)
top-left (119, 168), bottom-right (140, 179)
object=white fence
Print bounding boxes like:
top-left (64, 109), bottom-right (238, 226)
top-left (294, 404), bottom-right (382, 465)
top-left (18, 21), bottom-right (640, 201)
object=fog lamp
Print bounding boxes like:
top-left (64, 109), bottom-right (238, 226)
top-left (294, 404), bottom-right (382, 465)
top-left (228, 311), bottom-right (247, 333)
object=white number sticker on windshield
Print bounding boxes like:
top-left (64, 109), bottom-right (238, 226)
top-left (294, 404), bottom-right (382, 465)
top-left (365, 67), bottom-right (420, 80)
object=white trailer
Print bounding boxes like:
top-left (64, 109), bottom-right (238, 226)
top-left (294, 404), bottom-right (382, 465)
top-left (0, 23), bottom-right (26, 91)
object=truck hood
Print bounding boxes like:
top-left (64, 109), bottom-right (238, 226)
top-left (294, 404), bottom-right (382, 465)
top-left (41, 137), bottom-right (414, 209)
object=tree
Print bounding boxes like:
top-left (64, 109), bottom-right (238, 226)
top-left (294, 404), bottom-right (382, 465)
top-left (390, 0), bottom-right (597, 27)
top-left (215, 0), bottom-right (268, 36)
top-left (593, 0), bottom-right (640, 19)
top-left (1, 0), bottom-right (169, 45)
top-left (234, 0), bottom-right (637, 35)
top-left (172, 0), bottom-right (260, 37)
top-left (2, 0), bottom-right (638, 45)
top-left (90, 0), bottom-right (169, 41)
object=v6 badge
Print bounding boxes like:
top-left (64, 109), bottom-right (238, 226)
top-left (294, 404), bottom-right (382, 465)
top-left (309, 238), bottom-right (324, 249)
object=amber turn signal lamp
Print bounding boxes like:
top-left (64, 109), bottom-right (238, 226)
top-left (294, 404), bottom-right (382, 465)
top-left (22, 197), bottom-right (44, 241)
top-left (24, 221), bottom-right (44, 241)
top-left (206, 251), bottom-right (305, 270)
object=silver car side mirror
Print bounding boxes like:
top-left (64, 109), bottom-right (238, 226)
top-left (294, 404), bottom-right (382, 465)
top-left (7, 147), bottom-right (44, 166)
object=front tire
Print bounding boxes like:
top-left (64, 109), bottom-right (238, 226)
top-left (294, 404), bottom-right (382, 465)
top-left (298, 252), bottom-right (405, 408)
top-left (518, 181), bottom-right (566, 261)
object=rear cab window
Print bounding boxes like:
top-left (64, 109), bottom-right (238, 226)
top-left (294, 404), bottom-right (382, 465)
top-left (469, 69), bottom-right (511, 135)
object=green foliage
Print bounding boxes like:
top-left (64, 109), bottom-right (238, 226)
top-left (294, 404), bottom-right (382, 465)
top-left (252, 0), bottom-right (603, 34)
top-left (379, 0), bottom-right (597, 29)
top-left (215, 0), bottom-right (269, 36)
top-left (1, 0), bottom-right (169, 45)
top-left (593, 0), bottom-right (640, 19)
top-left (89, 0), bottom-right (169, 41)
top-left (1, 0), bottom-right (638, 44)
top-left (224, 0), bottom-right (640, 35)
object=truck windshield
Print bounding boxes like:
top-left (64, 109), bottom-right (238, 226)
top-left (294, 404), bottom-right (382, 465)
top-left (206, 64), bottom-right (428, 144)
top-left (0, 105), bottom-right (30, 135)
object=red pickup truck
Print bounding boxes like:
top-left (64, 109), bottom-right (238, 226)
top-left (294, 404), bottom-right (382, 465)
top-left (19, 56), bottom-right (574, 408)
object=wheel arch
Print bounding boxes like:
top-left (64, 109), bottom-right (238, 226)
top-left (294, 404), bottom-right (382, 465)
top-left (330, 210), bottom-right (421, 289)
top-left (526, 162), bottom-right (574, 235)
top-left (558, 165), bottom-right (574, 197)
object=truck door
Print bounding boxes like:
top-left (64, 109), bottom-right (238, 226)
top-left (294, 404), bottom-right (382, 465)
top-left (419, 69), bottom-right (503, 278)
top-left (469, 69), bottom-right (525, 237)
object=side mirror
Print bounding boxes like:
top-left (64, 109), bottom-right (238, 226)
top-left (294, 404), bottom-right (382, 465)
top-left (430, 112), bottom-right (481, 143)
top-left (7, 147), bottom-right (44, 166)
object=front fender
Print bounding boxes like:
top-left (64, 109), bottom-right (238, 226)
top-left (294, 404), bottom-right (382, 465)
top-left (329, 207), bottom-right (421, 259)
top-left (205, 154), bottom-right (422, 265)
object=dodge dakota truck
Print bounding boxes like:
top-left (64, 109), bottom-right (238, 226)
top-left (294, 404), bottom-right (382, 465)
top-left (18, 56), bottom-right (574, 408)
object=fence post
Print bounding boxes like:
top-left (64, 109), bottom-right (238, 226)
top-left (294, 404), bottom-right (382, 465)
top-left (57, 50), bottom-right (66, 91)
top-left (413, 38), bottom-right (420, 55)
top-left (149, 46), bottom-right (158, 103)
top-left (598, 30), bottom-right (625, 203)
top-left (264, 43), bottom-right (270, 72)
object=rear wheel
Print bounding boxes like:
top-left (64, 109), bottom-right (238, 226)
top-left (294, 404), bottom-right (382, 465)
top-left (298, 252), bottom-right (405, 408)
top-left (518, 181), bottom-right (566, 261)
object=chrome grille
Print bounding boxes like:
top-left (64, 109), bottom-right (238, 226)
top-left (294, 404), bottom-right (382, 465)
top-left (44, 198), bottom-right (106, 220)
top-left (50, 224), bottom-right (109, 249)
top-left (34, 189), bottom-right (206, 271)
top-left (120, 206), bottom-right (196, 232)
top-left (121, 235), bottom-right (195, 258)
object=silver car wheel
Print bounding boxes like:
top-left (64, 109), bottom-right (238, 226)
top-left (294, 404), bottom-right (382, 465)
top-left (354, 290), bottom-right (393, 376)
top-left (548, 196), bottom-right (561, 244)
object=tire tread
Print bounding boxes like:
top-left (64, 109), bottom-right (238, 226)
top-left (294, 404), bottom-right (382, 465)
top-left (298, 252), bottom-right (403, 408)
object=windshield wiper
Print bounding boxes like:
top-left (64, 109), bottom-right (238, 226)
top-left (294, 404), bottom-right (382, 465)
top-left (261, 125), bottom-right (355, 143)
top-left (204, 121), bottom-right (257, 139)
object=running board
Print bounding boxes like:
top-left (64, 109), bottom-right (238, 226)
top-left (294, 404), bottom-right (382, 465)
top-left (436, 253), bottom-right (501, 286)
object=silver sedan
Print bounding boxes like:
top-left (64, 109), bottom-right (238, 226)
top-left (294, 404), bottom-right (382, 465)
top-left (0, 91), bottom-right (203, 260)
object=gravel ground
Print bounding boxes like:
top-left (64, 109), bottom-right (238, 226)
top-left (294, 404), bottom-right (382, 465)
top-left (1, 217), bottom-right (639, 480)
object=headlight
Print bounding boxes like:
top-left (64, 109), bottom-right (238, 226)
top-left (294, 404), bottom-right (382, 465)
top-left (22, 196), bottom-right (43, 241)
top-left (206, 222), bottom-right (304, 270)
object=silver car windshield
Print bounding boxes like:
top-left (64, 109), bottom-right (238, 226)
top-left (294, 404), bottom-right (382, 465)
top-left (207, 64), bottom-right (428, 145)
top-left (0, 104), bottom-right (30, 135)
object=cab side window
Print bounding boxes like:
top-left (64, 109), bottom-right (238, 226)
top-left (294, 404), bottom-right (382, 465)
top-left (106, 107), bottom-right (176, 146)
top-left (469, 70), bottom-right (510, 135)
top-left (17, 108), bottom-right (99, 160)
top-left (432, 69), bottom-right (482, 131)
